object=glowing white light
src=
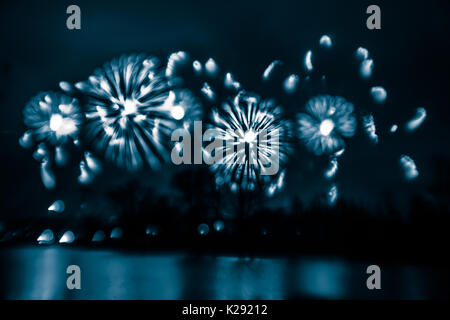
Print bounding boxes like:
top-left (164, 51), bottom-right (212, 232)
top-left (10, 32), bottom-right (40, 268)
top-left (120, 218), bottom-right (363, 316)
top-left (122, 99), bottom-right (137, 116)
top-left (213, 220), bottom-right (224, 232)
top-left (59, 81), bottom-right (73, 93)
top-left (48, 113), bottom-right (77, 136)
top-left (59, 103), bottom-right (74, 114)
top-left (266, 184), bottom-right (277, 197)
top-left (78, 160), bottom-right (93, 185)
top-left (166, 51), bottom-right (187, 77)
top-left (356, 47), bottom-right (369, 60)
top-left (305, 50), bottom-right (313, 71)
top-left (277, 170), bottom-right (285, 189)
top-left (134, 114), bottom-right (146, 122)
top-left (54, 145), bottom-right (67, 166)
top-left (319, 35), bottom-right (333, 48)
top-left (262, 60), bottom-right (282, 81)
top-left (193, 60), bottom-right (202, 73)
top-left (363, 114), bottom-right (378, 143)
top-left (390, 124), bottom-right (398, 133)
top-left (205, 58), bottom-right (218, 75)
top-left (328, 184), bottom-right (338, 206)
top-left (319, 119), bottom-right (335, 136)
top-left (334, 148), bottom-right (345, 157)
top-left (283, 74), bottom-right (299, 93)
top-left (171, 105), bottom-right (185, 120)
top-left (59, 230), bottom-right (75, 244)
top-left (360, 59), bottom-right (374, 78)
top-left (201, 82), bottom-right (215, 101)
top-left (162, 90), bottom-right (176, 108)
top-left (49, 114), bottom-right (63, 132)
top-left (37, 229), bottom-right (54, 244)
top-left (142, 57), bottom-right (157, 69)
top-left (84, 151), bottom-right (102, 173)
top-left (48, 200), bottom-right (65, 213)
top-left (406, 107), bottom-right (427, 132)
top-left (325, 158), bottom-right (338, 179)
top-left (400, 155), bottom-right (419, 180)
top-left (224, 73), bottom-right (241, 90)
top-left (34, 143), bottom-right (48, 162)
top-left (243, 130), bottom-right (257, 143)
top-left (40, 158), bottom-right (56, 189)
top-left (39, 101), bottom-right (50, 111)
top-left (370, 86), bottom-right (387, 103)
top-left (19, 131), bottom-right (33, 149)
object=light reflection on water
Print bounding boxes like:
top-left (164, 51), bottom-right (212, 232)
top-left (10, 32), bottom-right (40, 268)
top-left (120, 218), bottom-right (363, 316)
top-left (0, 247), bottom-right (447, 300)
top-left (298, 259), bottom-right (349, 299)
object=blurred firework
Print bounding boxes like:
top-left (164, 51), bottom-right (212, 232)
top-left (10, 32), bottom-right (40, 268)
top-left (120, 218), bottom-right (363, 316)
top-left (74, 54), bottom-right (198, 171)
top-left (21, 91), bottom-right (83, 188)
top-left (22, 91), bottom-right (82, 146)
top-left (78, 151), bottom-right (102, 184)
top-left (319, 34), bottom-right (333, 48)
top-left (362, 114), bottom-right (379, 144)
top-left (297, 95), bottom-right (357, 156)
top-left (327, 184), bottom-right (338, 206)
top-left (400, 154), bottom-right (419, 180)
top-left (15, 31), bottom-right (428, 217)
top-left (168, 89), bottom-right (202, 129)
top-left (48, 200), bottom-right (65, 213)
top-left (208, 91), bottom-right (292, 193)
top-left (406, 107), bottom-right (427, 132)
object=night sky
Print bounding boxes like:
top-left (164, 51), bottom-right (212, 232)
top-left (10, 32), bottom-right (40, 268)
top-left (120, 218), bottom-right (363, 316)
top-left (1, 0), bottom-right (449, 220)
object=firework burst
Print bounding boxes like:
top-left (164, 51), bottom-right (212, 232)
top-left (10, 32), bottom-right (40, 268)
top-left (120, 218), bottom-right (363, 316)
top-left (21, 92), bottom-right (83, 188)
top-left (207, 91), bottom-right (291, 192)
top-left (75, 54), bottom-right (196, 171)
top-left (297, 95), bottom-right (357, 156)
top-left (22, 92), bottom-right (82, 146)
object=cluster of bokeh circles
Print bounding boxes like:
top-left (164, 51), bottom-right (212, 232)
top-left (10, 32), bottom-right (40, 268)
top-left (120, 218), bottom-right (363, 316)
top-left (20, 35), bottom-right (425, 211)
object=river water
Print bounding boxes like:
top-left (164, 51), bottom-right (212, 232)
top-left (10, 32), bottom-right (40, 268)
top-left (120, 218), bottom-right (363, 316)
top-left (0, 246), bottom-right (447, 299)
